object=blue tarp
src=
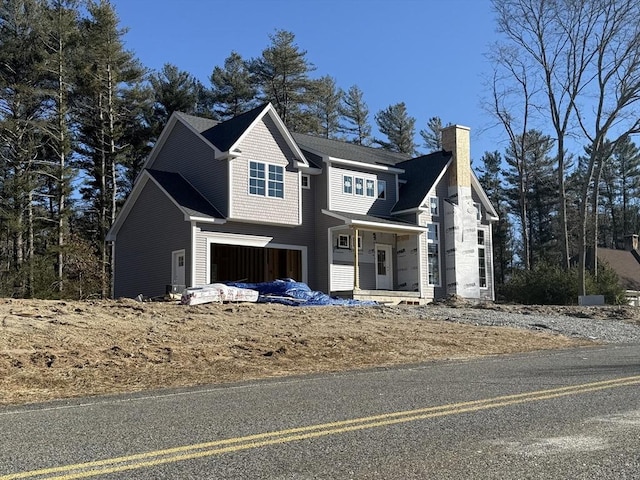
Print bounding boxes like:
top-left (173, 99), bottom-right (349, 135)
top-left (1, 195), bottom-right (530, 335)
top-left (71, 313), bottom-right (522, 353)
top-left (225, 279), bottom-right (377, 306)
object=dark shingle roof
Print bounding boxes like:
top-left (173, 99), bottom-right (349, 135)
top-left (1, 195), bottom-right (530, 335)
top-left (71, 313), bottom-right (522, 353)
top-left (391, 151), bottom-right (452, 213)
top-left (292, 133), bottom-right (410, 166)
top-left (146, 169), bottom-right (224, 220)
top-left (174, 112), bottom-right (218, 133)
top-left (597, 248), bottom-right (640, 290)
top-left (200, 104), bottom-right (267, 151)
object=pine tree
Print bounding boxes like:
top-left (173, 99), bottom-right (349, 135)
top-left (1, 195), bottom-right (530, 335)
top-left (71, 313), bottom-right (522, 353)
top-left (339, 85), bottom-right (371, 145)
top-left (419, 116), bottom-right (443, 152)
top-left (476, 151), bottom-right (513, 286)
top-left (74, 0), bottom-right (146, 297)
top-left (0, 0), bottom-right (51, 296)
top-left (374, 102), bottom-right (416, 154)
top-left (149, 63), bottom-right (201, 136)
top-left (249, 29), bottom-right (315, 130)
top-left (308, 75), bottom-right (342, 138)
top-left (210, 51), bottom-right (257, 120)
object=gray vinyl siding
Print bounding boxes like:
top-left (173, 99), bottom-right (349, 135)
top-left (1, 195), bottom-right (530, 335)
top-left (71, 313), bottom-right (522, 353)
top-left (230, 117), bottom-right (300, 225)
top-left (329, 166), bottom-right (397, 216)
top-left (151, 120), bottom-right (229, 216)
top-left (114, 180), bottom-right (190, 298)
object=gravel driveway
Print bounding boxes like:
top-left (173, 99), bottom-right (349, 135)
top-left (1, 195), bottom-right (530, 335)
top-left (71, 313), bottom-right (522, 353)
top-left (415, 304), bottom-right (640, 344)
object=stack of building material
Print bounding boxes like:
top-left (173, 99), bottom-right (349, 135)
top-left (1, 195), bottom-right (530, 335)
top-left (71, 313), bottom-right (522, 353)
top-left (180, 283), bottom-right (259, 305)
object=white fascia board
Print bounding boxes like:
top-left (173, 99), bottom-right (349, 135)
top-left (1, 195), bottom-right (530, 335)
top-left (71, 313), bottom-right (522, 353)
top-left (229, 103), bottom-right (310, 167)
top-left (206, 231), bottom-right (274, 247)
top-left (471, 171), bottom-right (499, 220)
top-left (321, 209), bottom-right (426, 233)
top-left (325, 156), bottom-right (405, 174)
top-left (391, 207), bottom-right (420, 215)
top-left (299, 165), bottom-right (323, 175)
top-left (187, 216), bottom-right (226, 224)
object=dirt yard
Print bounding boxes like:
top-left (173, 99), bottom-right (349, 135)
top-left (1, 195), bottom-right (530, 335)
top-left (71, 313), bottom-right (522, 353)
top-left (0, 298), bottom-right (603, 406)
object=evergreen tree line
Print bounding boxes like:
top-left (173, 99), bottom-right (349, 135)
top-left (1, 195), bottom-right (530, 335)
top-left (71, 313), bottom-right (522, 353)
top-left (0, 0), bottom-right (444, 299)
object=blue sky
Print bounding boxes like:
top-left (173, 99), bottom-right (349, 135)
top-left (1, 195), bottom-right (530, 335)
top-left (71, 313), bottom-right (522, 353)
top-left (111, 0), bottom-right (500, 161)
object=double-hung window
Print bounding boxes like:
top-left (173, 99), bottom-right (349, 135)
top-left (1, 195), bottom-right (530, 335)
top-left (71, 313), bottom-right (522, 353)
top-left (249, 161), bottom-right (283, 198)
top-left (355, 177), bottom-right (364, 196)
top-left (268, 164), bottom-right (284, 198)
top-left (249, 161), bottom-right (265, 196)
top-left (429, 197), bottom-right (439, 216)
top-left (427, 224), bottom-right (440, 286)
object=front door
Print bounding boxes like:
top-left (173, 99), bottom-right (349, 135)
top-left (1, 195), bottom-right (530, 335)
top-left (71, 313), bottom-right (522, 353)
top-left (172, 249), bottom-right (186, 286)
top-left (375, 244), bottom-right (393, 290)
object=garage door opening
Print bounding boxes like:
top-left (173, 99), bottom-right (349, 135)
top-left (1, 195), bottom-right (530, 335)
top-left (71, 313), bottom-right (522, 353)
top-left (210, 244), bottom-right (302, 283)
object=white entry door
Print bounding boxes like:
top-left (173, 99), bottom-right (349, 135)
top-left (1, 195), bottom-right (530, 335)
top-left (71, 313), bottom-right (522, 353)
top-left (375, 244), bottom-right (393, 290)
top-left (172, 249), bottom-right (186, 286)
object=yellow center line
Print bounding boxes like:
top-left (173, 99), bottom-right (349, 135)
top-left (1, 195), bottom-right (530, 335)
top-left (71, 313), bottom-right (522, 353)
top-left (3, 375), bottom-right (639, 480)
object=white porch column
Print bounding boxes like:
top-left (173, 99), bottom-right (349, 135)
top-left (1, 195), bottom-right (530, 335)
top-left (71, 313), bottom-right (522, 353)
top-left (353, 226), bottom-right (360, 290)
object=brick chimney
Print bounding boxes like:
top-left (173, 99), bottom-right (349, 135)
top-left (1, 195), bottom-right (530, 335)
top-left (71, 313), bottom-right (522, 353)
top-left (624, 234), bottom-right (639, 251)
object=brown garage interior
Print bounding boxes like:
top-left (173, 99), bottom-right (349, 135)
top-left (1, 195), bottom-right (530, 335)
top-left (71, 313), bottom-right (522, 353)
top-left (210, 244), bottom-right (302, 283)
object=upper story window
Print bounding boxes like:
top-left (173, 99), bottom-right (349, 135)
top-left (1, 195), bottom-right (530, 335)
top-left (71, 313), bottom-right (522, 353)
top-left (366, 179), bottom-right (375, 197)
top-left (268, 164), bottom-right (284, 198)
top-left (249, 161), bottom-right (265, 196)
top-left (343, 175), bottom-right (353, 194)
top-left (301, 174), bottom-right (310, 189)
top-left (249, 161), bottom-right (283, 198)
top-left (355, 177), bottom-right (364, 196)
top-left (474, 202), bottom-right (482, 222)
top-left (377, 180), bottom-right (387, 200)
top-left (429, 196), bottom-right (439, 216)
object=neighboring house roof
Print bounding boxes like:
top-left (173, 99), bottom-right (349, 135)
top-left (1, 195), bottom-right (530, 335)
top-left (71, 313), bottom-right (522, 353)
top-left (392, 151), bottom-right (452, 213)
top-left (597, 248), bottom-right (640, 290)
top-left (322, 209), bottom-right (427, 233)
top-left (146, 169), bottom-right (224, 220)
top-left (292, 133), bottom-right (410, 167)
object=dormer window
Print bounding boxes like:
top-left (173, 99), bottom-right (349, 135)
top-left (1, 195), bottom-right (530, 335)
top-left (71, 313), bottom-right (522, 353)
top-left (355, 177), bottom-right (364, 196)
top-left (343, 175), bottom-right (353, 194)
top-left (366, 179), bottom-right (375, 197)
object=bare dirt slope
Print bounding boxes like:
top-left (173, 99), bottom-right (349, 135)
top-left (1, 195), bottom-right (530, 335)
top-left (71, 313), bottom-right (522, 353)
top-left (0, 298), bottom-right (610, 406)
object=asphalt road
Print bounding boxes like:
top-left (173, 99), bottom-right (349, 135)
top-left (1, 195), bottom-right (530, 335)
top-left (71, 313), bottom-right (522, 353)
top-left (1, 344), bottom-right (639, 479)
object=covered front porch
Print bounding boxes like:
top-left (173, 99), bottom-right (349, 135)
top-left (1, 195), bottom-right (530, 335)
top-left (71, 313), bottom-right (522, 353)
top-left (323, 210), bottom-right (427, 304)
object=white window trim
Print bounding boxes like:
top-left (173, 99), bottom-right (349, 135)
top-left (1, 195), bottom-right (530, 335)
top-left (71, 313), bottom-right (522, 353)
top-left (354, 177), bottom-right (364, 196)
top-left (351, 235), bottom-right (363, 250)
top-left (429, 196), bottom-right (439, 217)
top-left (478, 228), bottom-right (488, 289)
top-left (427, 223), bottom-right (441, 287)
top-left (337, 234), bottom-right (350, 249)
top-left (301, 174), bottom-right (310, 189)
top-left (343, 174), bottom-right (353, 195)
top-left (366, 179), bottom-right (375, 197)
top-left (248, 161), bottom-right (284, 199)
